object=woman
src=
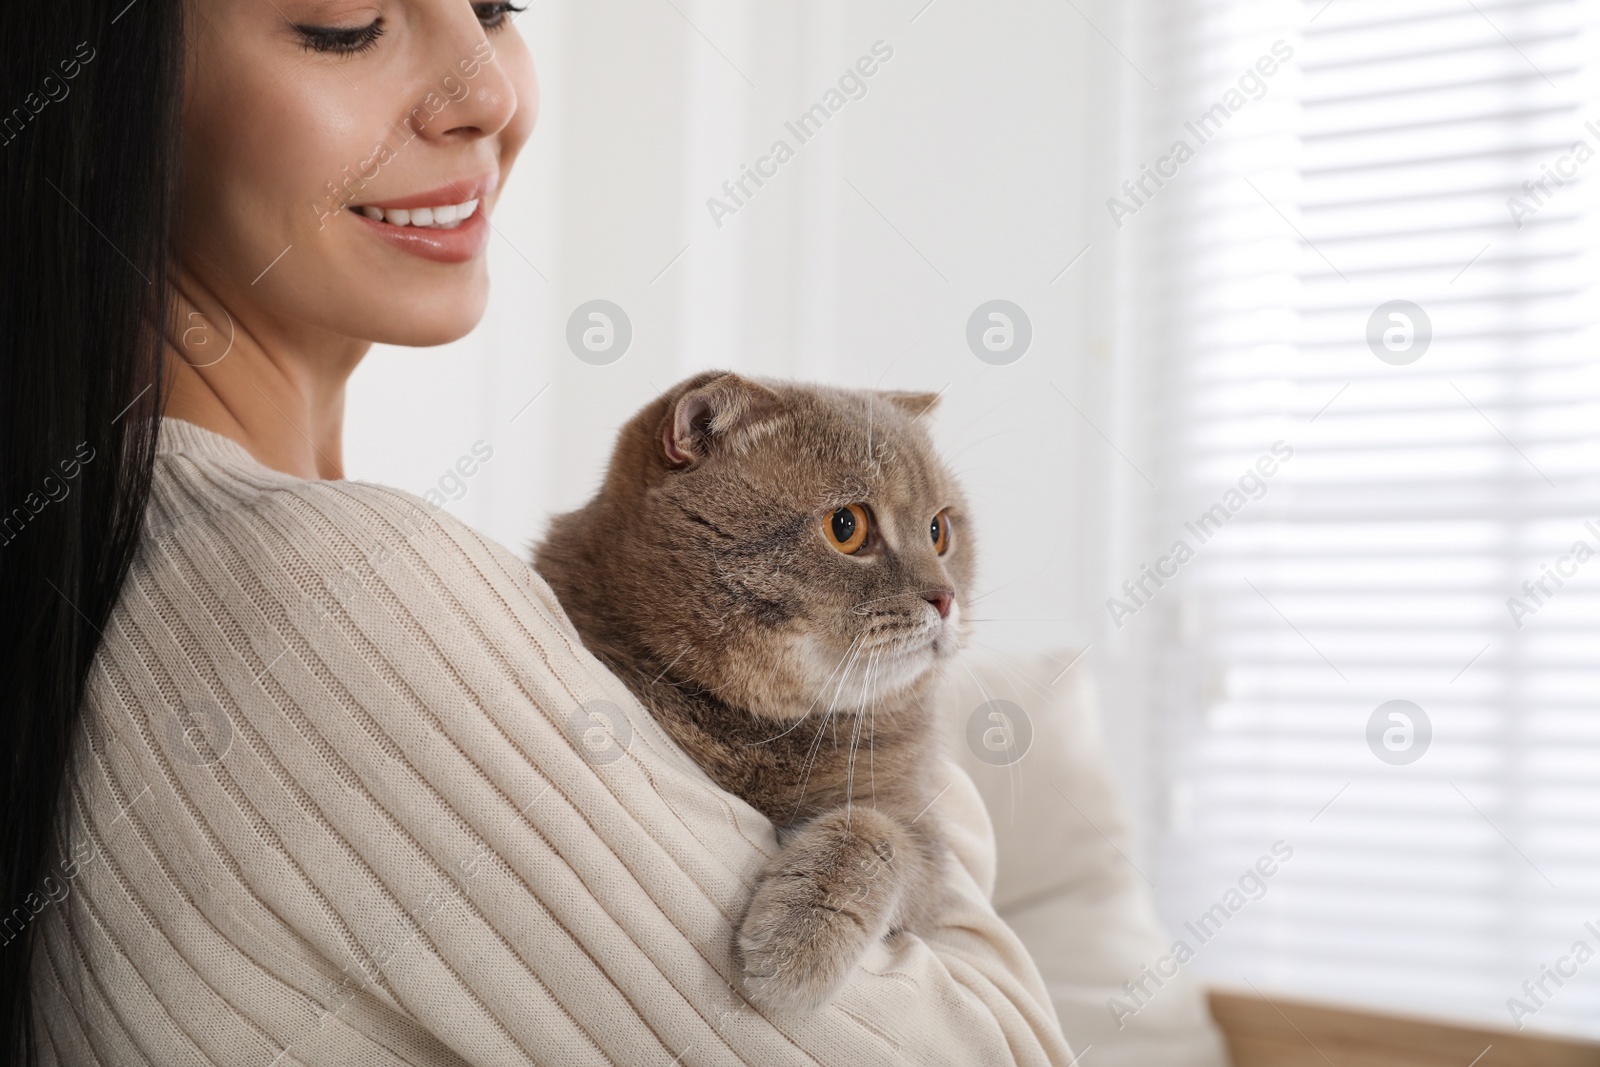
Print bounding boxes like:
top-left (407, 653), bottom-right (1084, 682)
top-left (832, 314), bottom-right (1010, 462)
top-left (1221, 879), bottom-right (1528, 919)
top-left (0, 0), bottom-right (1071, 1062)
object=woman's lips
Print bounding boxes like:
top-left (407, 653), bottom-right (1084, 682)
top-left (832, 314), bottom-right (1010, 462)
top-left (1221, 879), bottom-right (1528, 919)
top-left (359, 172), bottom-right (497, 210)
top-left (350, 201), bottom-right (491, 264)
top-left (348, 171), bottom-right (498, 264)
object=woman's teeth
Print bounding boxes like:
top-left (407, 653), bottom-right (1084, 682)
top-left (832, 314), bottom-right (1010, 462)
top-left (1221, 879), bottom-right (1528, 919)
top-left (356, 199), bottom-right (479, 229)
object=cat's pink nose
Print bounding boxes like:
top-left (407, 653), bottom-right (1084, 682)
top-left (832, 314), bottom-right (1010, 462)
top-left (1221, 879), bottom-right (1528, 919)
top-left (923, 589), bottom-right (954, 619)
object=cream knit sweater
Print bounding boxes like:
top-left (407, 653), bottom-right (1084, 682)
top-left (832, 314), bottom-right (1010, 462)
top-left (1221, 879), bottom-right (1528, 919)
top-left (27, 418), bottom-right (1073, 1066)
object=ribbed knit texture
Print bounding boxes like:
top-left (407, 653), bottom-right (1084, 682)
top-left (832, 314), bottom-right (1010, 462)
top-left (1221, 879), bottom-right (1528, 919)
top-left (25, 417), bottom-right (1071, 1066)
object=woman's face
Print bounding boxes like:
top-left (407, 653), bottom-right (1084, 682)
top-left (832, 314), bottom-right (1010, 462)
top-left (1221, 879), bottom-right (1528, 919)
top-left (179, 0), bottom-right (537, 347)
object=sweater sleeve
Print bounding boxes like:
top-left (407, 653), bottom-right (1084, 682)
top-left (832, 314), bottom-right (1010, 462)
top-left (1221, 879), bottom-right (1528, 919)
top-left (61, 474), bottom-right (1073, 1067)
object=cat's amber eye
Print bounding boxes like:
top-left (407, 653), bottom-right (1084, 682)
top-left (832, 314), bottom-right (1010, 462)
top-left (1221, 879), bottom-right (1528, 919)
top-left (931, 509), bottom-right (951, 555)
top-left (824, 504), bottom-right (869, 554)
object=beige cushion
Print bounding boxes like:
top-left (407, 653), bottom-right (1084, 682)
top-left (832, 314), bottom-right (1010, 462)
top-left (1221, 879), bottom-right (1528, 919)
top-left (937, 646), bottom-right (1231, 1066)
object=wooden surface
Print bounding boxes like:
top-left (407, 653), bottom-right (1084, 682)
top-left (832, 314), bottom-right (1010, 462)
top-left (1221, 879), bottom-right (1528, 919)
top-left (1209, 988), bottom-right (1600, 1067)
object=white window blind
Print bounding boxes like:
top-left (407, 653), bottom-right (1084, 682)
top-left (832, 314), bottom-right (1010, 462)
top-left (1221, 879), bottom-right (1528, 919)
top-left (1132, 0), bottom-right (1600, 1036)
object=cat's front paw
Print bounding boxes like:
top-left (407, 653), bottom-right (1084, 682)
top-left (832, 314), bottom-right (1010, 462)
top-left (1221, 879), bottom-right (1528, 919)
top-left (736, 808), bottom-right (916, 1011)
top-left (736, 873), bottom-right (878, 1012)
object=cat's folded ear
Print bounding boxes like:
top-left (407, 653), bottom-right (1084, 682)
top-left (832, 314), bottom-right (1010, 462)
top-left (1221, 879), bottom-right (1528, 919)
top-left (877, 390), bottom-right (942, 419)
top-left (661, 372), bottom-right (785, 468)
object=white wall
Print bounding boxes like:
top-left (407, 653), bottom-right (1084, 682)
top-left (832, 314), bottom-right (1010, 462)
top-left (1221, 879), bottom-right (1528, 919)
top-left (343, 0), bottom-right (1159, 846)
top-left (336, 0), bottom-right (1600, 1036)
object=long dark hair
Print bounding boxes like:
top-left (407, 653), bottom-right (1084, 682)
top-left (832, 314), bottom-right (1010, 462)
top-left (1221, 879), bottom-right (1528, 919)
top-left (0, 0), bottom-right (183, 1059)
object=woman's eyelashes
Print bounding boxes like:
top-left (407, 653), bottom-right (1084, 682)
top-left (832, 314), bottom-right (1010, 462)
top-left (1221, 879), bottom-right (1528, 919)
top-left (295, 18), bottom-right (384, 56)
top-left (474, 1), bottom-right (527, 31)
top-left (294, 3), bottom-right (525, 56)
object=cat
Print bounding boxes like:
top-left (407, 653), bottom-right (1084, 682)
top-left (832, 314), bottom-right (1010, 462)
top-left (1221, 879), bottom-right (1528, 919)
top-left (532, 369), bottom-right (975, 1012)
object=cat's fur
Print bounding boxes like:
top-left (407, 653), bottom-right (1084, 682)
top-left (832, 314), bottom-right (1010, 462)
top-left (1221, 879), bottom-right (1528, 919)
top-left (532, 370), bottom-right (974, 1012)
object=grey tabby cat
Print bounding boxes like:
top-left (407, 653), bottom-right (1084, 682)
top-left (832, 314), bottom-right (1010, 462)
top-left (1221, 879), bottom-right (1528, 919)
top-left (533, 370), bottom-right (974, 1012)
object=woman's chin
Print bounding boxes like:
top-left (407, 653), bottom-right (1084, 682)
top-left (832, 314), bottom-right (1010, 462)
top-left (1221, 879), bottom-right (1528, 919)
top-left (350, 294), bottom-right (490, 348)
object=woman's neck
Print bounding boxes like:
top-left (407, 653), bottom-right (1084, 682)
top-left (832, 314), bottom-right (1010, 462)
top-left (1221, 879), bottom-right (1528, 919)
top-left (160, 266), bottom-right (369, 480)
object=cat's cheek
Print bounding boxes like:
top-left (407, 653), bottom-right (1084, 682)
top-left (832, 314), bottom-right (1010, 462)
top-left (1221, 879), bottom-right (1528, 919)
top-left (786, 632), bottom-right (857, 704)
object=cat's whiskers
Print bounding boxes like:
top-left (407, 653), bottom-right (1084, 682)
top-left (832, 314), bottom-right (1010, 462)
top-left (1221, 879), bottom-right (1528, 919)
top-left (742, 632), bottom-right (866, 747)
top-left (850, 596), bottom-right (949, 661)
top-left (645, 642), bottom-right (692, 688)
top-left (791, 702), bottom-right (837, 816)
top-left (955, 649), bottom-right (1034, 817)
top-left (848, 591), bottom-right (923, 615)
top-left (965, 638), bottom-right (1065, 704)
top-left (789, 632), bottom-right (870, 821)
top-left (843, 649), bottom-right (879, 826)
top-left (865, 395), bottom-right (875, 475)
top-left (790, 704), bottom-right (844, 825)
top-left (868, 667), bottom-right (879, 808)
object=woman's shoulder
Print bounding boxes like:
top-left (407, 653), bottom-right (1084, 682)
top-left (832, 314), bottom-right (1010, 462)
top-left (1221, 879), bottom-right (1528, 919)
top-left (137, 418), bottom-right (564, 634)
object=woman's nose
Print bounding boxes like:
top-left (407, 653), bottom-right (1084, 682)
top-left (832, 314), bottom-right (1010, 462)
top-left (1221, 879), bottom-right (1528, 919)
top-left (413, 39), bottom-right (520, 145)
